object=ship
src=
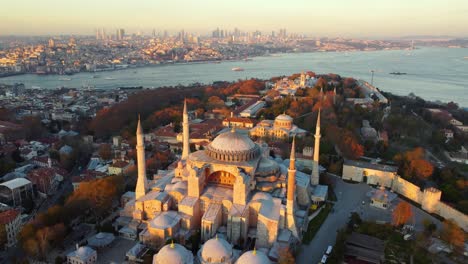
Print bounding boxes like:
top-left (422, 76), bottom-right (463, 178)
top-left (59, 77), bottom-right (72, 81)
top-left (389, 72), bottom-right (407, 75)
top-left (104, 77), bottom-right (116, 80)
top-left (464, 57), bottom-right (468, 59)
top-left (232, 67), bottom-right (244, 71)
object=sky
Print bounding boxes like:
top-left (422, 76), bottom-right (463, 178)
top-left (1, 0), bottom-right (468, 38)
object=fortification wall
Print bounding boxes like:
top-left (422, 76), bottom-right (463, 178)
top-left (436, 202), bottom-right (468, 231)
top-left (341, 164), bottom-right (468, 231)
top-left (391, 176), bottom-right (423, 204)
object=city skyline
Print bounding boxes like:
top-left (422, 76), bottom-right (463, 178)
top-left (1, 0), bottom-right (468, 38)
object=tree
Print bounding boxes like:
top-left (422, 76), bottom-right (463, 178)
top-left (440, 219), bottom-right (465, 251)
top-left (0, 224), bottom-right (6, 250)
top-left (98, 143), bottom-right (113, 160)
top-left (410, 159), bottom-right (434, 180)
top-left (277, 247), bottom-right (295, 264)
top-left (392, 201), bottom-right (413, 226)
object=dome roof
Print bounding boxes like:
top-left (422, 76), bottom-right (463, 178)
top-left (149, 211), bottom-right (180, 229)
top-left (200, 237), bottom-right (233, 263)
top-left (153, 243), bottom-right (193, 264)
top-left (206, 130), bottom-right (260, 162)
top-left (275, 114), bottom-right (293, 122)
top-left (236, 250), bottom-right (270, 264)
top-left (210, 130), bottom-right (256, 153)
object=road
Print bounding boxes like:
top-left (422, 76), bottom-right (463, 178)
top-left (297, 175), bottom-right (445, 264)
top-left (297, 177), bottom-right (371, 264)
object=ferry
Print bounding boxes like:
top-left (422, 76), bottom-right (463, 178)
top-left (31, 85), bottom-right (41, 89)
top-left (232, 67), bottom-right (244, 71)
top-left (59, 77), bottom-right (72, 81)
top-left (464, 56), bottom-right (468, 59)
top-left (92, 75), bottom-right (100, 78)
top-left (104, 77), bottom-right (116, 80)
top-left (389, 72), bottom-right (407, 75)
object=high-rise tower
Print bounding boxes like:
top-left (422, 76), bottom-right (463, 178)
top-left (311, 109), bottom-right (321, 185)
top-left (135, 116), bottom-right (148, 200)
top-left (181, 99), bottom-right (190, 160)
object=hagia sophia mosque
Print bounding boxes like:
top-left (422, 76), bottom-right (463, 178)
top-left (117, 100), bottom-right (326, 263)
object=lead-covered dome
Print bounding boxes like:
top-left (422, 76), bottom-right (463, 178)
top-left (275, 114), bottom-right (293, 122)
top-left (236, 249), bottom-right (270, 264)
top-left (206, 129), bottom-right (260, 162)
top-left (199, 237), bottom-right (234, 263)
top-left (153, 243), bottom-right (194, 264)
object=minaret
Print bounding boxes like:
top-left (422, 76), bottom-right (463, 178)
top-left (287, 136), bottom-right (296, 214)
top-left (135, 116), bottom-right (148, 200)
top-left (286, 136), bottom-right (299, 237)
top-left (311, 109), bottom-right (321, 185)
top-left (333, 86), bottom-right (337, 105)
top-left (181, 99), bottom-right (190, 160)
top-left (300, 71), bottom-right (306, 87)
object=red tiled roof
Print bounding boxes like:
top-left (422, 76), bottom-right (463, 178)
top-left (223, 117), bottom-right (254, 124)
top-left (0, 209), bottom-right (20, 225)
top-left (111, 160), bottom-right (130, 168)
top-left (155, 124), bottom-right (177, 138)
top-left (0, 121), bottom-right (22, 133)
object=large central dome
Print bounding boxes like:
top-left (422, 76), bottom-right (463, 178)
top-left (206, 129), bottom-right (260, 162)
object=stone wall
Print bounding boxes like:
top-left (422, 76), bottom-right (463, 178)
top-left (341, 164), bottom-right (468, 232)
top-left (435, 202), bottom-right (468, 231)
top-left (391, 176), bottom-right (423, 204)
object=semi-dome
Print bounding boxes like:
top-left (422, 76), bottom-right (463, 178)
top-left (236, 249), bottom-right (270, 264)
top-left (206, 129), bottom-right (260, 162)
top-left (153, 243), bottom-right (194, 264)
top-left (199, 237), bottom-right (234, 263)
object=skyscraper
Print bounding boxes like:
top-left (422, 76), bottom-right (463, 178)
top-left (117, 28), bottom-right (125, 40)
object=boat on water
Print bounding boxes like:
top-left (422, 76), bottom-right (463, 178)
top-left (464, 56), bottom-right (468, 59)
top-left (92, 75), bottom-right (100, 78)
top-left (232, 67), bottom-right (244, 71)
top-left (389, 72), bottom-right (407, 75)
top-left (31, 85), bottom-right (41, 89)
top-left (104, 77), bottom-right (116, 80)
top-left (243, 58), bottom-right (252, 61)
top-left (59, 77), bottom-right (72, 81)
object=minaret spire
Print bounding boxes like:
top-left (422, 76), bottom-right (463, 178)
top-left (286, 135), bottom-right (299, 237)
top-left (311, 109), bottom-right (321, 185)
top-left (181, 99), bottom-right (190, 160)
top-left (135, 116), bottom-right (148, 200)
top-left (287, 136), bottom-right (296, 207)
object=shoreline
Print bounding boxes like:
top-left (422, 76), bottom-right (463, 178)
top-left (0, 48), bottom-right (410, 79)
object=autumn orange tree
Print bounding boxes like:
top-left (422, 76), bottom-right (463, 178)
top-left (66, 175), bottom-right (124, 221)
top-left (392, 201), bottom-right (413, 226)
top-left (277, 247), bottom-right (295, 264)
top-left (440, 219), bottom-right (465, 251)
top-left (394, 147), bottom-right (434, 181)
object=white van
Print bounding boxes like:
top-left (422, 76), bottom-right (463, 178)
top-left (326, 245), bottom-right (333, 255)
top-left (321, 255), bottom-right (328, 263)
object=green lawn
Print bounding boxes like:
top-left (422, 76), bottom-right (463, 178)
top-left (302, 203), bottom-right (333, 244)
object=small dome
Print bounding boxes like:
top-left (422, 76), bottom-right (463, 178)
top-left (149, 211), bottom-right (180, 229)
top-left (275, 114), bottom-right (293, 122)
top-left (153, 243), bottom-right (194, 264)
top-left (200, 237), bottom-right (233, 263)
top-left (236, 250), bottom-right (270, 264)
top-left (251, 192), bottom-right (273, 202)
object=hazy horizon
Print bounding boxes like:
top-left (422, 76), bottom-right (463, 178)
top-left (1, 0), bottom-right (468, 38)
